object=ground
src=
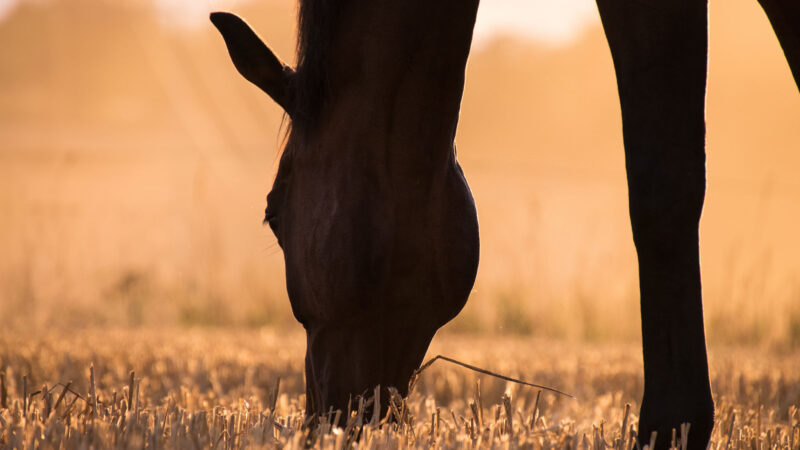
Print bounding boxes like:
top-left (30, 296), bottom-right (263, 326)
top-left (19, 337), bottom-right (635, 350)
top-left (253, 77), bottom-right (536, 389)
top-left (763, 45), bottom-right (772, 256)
top-left (0, 328), bottom-right (798, 448)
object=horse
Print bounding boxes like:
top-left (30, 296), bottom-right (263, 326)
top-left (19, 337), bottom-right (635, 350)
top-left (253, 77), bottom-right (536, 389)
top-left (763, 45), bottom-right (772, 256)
top-left (211, 0), bottom-right (480, 421)
top-left (595, 0), bottom-right (798, 447)
top-left (212, 0), bottom-right (800, 448)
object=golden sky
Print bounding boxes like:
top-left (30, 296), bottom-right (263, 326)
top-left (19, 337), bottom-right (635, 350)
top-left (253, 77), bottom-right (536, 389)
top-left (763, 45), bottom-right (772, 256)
top-left (0, 0), bottom-right (601, 45)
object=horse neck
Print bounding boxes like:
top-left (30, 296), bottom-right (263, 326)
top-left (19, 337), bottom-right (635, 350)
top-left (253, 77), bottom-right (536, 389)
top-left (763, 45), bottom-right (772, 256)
top-left (292, 0), bottom-right (479, 169)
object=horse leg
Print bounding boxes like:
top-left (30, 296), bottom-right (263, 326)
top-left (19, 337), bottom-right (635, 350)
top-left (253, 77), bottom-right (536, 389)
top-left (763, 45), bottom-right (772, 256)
top-left (594, 1), bottom-right (714, 448)
top-left (757, 0), bottom-right (800, 88)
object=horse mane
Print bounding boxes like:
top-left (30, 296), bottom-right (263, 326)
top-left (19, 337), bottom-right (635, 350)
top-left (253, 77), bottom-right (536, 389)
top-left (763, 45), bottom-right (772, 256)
top-left (291, 0), bottom-right (346, 132)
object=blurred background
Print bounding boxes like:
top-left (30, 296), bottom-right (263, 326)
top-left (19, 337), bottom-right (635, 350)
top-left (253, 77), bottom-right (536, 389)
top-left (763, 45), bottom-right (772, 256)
top-left (1, 0), bottom-right (798, 346)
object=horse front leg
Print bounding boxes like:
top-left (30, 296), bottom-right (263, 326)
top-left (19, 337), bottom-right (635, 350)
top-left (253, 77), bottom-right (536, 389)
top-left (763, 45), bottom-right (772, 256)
top-left (595, 1), bottom-right (714, 448)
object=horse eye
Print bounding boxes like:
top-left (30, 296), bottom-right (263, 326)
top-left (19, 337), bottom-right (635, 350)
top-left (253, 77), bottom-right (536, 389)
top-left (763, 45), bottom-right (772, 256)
top-left (263, 203), bottom-right (280, 239)
top-left (267, 215), bottom-right (278, 232)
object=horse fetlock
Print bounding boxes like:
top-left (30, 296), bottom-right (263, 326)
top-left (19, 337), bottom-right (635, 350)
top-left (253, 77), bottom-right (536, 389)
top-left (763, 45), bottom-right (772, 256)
top-left (637, 392), bottom-right (714, 450)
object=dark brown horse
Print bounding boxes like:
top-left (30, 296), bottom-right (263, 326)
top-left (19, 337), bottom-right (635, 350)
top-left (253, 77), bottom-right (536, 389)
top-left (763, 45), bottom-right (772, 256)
top-left (596, 0), bottom-right (799, 448)
top-left (213, 0), bottom-right (799, 448)
top-left (211, 0), bottom-right (480, 419)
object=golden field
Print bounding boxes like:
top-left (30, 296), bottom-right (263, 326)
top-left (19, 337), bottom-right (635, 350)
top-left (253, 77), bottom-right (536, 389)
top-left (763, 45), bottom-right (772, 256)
top-left (1, 329), bottom-right (799, 448)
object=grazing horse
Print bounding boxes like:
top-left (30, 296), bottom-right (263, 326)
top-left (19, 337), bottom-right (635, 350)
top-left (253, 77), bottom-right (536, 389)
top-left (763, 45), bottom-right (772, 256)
top-left (213, 0), bottom-right (799, 448)
top-left (211, 0), bottom-right (480, 419)
top-left (596, 0), bottom-right (799, 448)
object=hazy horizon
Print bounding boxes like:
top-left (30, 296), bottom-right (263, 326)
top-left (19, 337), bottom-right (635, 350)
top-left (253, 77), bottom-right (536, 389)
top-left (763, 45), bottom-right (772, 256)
top-left (0, 0), bottom-right (599, 45)
top-left (1, 0), bottom-right (799, 343)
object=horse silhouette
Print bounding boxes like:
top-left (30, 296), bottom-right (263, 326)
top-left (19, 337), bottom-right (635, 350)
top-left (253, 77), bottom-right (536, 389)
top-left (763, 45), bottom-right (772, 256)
top-left (212, 0), bottom-right (799, 448)
top-left (211, 0), bottom-right (480, 421)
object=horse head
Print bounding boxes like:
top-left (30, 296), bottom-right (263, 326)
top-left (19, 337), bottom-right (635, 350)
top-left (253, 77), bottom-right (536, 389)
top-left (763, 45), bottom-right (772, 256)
top-left (211, 0), bottom-right (480, 417)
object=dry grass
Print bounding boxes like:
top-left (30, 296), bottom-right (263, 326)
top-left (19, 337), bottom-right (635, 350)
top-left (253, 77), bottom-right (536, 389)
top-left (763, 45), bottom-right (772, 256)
top-left (1, 329), bottom-right (798, 449)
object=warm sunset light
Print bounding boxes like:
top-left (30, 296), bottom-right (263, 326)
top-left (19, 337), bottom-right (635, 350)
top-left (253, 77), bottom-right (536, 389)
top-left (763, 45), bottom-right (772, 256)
top-left (0, 0), bottom-right (798, 448)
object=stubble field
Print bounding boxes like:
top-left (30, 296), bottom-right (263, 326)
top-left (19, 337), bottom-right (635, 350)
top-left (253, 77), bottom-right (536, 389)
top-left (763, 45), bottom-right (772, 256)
top-left (1, 328), bottom-right (798, 449)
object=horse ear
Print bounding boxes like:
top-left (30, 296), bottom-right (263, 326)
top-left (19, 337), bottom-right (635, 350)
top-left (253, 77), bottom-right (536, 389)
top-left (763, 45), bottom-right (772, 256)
top-left (210, 12), bottom-right (294, 115)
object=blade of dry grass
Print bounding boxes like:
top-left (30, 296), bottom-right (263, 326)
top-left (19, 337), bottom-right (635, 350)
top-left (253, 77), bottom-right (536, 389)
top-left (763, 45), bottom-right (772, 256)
top-left (0, 371), bottom-right (6, 409)
top-left (411, 354), bottom-right (573, 398)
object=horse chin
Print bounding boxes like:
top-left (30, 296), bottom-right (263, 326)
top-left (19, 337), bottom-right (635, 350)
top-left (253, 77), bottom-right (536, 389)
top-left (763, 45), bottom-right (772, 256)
top-left (285, 167), bottom-right (480, 419)
top-left (302, 313), bottom-right (438, 418)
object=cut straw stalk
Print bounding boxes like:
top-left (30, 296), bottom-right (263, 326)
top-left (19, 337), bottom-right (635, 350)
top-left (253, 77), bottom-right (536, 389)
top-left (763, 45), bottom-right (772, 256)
top-left (127, 371), bottom-right (135, 408)
top-left (42, 384), bottom-right (50, 419)
top-left (89, 365), bottom-right (98, 418)
top-left (530, 390), bottom-right (541, 430)
top-left (0, 371), bottom-right (6, 409)
top-left (411, 354), bottom-right (573, 398)
top-left (620, 403), bottom-right (630, 450)
top-left (501, 393), bottom-right (513, 435)
top-left (51, 381), bottom-right (72, 416)
top-left (22, 375), bottom-right (27, 417)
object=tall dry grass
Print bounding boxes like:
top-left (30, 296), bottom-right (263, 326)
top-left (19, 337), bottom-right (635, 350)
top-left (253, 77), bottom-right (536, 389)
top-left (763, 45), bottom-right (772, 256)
top-left (0, 330), bottom-right (798, 448)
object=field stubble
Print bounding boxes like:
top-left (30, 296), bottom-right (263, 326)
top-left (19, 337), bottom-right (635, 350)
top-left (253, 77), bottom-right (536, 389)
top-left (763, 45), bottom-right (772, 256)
top-left (0, 328), bottom-right (798, 448)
